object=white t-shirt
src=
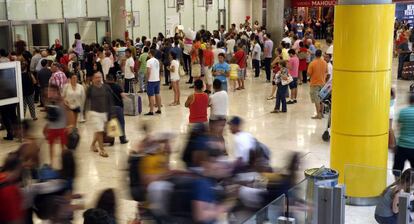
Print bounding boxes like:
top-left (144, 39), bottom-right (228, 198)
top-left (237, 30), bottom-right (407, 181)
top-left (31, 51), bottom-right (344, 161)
top-left (326, 45), bottom-right (333, 55)
top-left (209, 90), bottom-right (228, 120)
top-left (125, 57), bottom-right (135, 79)
top-left (170, 59), bottom-right (180, 81)
top-left (282, 37), bottom-right (292, 46)
top-left (234, 131), bottom-right (256, 163)
top-left (226, 39), bottom-right (236, 54)
top-left (253, 43), bottom-right (261, 61)
top-left (146, 57), bottom-right (160, 82)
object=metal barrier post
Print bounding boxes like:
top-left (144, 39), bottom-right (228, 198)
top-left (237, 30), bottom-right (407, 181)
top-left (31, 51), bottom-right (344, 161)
top-left (398, 192), bottom-right (410, 224)
top-left (277, 217), bottom-right (295, 224)
top-left (318, 186), bottom-right (334, 224)
top-left (333, 185), bottom-right (346, 224)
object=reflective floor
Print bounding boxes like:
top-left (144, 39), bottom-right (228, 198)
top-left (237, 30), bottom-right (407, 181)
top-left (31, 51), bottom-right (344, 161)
top-left (0, 58), bottom-right (410, 223)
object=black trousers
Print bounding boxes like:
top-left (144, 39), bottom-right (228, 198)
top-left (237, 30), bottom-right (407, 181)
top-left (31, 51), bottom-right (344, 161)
top-left (164, 64), bottom-right (170, 85)
top-left (124, 78), bottom-right (134, 93)
top-left (183, 53), bottom-right (192, 83)
top-left (253, 59), bottom-right (260, 77)
top-left (0, 104), bottom-right (18, 138)
top-left (393, 145), bottom-right (414, 176)
top-left (264, 58), bottom-right (272, 81)
top-left (302, 70), bottom-right (308, 83)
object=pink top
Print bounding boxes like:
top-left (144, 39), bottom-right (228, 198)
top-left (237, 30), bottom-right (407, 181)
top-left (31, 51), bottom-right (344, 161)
top-left (288, 56), bottom-right (300, 78)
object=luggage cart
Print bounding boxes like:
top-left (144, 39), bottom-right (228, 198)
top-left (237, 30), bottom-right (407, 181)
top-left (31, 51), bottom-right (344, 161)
top-left (319, 80), bottom-right (332, 142)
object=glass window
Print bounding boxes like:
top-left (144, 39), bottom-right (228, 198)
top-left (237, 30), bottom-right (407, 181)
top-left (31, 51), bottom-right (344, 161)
top-left (0, 0), bottom-right (7, 20)
top-left (96, 21), bottom-right (107, 45)
top-left (63, 0), bottom-right (86, 18)
top-left (87, 0), bottom-right (109, 17)
top-left (48, 24), bottom-right (62, 47)
top-left (13, 25), bottom-right (28, 43)
top-left (7, 0), bottom-right (36, 21)
top-left (37, 0), bottom-right (63, 19)
top-left (79, 21), bottom-right (97, 44)
top-left (68, 23), bottom-right (78, 47)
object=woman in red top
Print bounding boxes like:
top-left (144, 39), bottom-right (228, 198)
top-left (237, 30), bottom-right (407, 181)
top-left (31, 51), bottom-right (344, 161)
top-left (297, 41), bottom-right (309, 84)
top-left (185, 79), bottom-right (209, 123)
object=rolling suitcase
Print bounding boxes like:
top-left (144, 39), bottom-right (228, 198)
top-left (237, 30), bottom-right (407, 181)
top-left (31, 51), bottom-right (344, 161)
top-left (123, 81), bottom-right (142, 116)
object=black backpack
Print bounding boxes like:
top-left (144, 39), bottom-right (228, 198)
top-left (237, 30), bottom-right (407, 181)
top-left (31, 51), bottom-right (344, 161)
top-left (249, 140), bottom-right (272, 172)
top-left (66, 128), bottom-right (80, 150)
top-left (128, 154), bottom-right (146, 202)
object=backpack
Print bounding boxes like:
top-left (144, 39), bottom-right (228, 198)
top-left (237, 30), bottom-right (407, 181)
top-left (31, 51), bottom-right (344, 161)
top-left (46, 105), bottom-right (61, 122)
top-left (249, 140), bottom-right (272, 172)
top-left (128, 154), bottom-right (146, 202)
top-left (66, 128), bottom-right (80, 150)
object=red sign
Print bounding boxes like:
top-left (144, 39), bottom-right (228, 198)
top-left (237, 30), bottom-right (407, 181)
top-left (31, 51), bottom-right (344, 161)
top-left (292, 0), bottom-right (337, 7)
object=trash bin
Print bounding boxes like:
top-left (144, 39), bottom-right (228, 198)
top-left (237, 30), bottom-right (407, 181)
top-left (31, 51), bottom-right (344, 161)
top-left (304, 167), bottom-right (339, 224)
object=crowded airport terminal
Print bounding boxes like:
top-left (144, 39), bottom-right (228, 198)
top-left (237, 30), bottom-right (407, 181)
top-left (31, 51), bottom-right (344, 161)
top-left (0, 0), bottom-right (413, 223)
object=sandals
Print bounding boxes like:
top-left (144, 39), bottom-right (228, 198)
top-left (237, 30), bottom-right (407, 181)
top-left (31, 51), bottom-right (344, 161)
top-left (90, 145), bottom-right (99, 152)
top-left (99, 149), bottom-right (109, 158)
top-left (267, 96), bottom-right (275, 100)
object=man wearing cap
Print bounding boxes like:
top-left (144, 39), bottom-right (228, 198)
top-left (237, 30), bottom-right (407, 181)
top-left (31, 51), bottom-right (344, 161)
top-left (228, 116), bottom-right (256, 169)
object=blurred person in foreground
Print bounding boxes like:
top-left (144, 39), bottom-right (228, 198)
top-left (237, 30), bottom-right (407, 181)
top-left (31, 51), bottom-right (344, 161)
top-left (0, 152), bottom-right (24, 224)
top-left (45, 84), bottom-right (68, 167)
top-left (375, 169), bottom-right (414, 224)
top-left (95, 188), bottom-right (117, 224)
top-left (393, 93), bottom-right (414, 176)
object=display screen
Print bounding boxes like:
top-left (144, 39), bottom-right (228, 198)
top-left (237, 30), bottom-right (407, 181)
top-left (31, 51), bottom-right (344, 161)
top-left (0, 68), bottom-right (17, 100)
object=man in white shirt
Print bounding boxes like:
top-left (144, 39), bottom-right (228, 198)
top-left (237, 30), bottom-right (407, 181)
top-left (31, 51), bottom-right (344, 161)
top-left (209, 79), bottom-right (228, 140)
top-left (226, 34), bottom-right (236, 57)
top-left (145, 49), bottom-right (162, 116)
top-left (252, 37), bottom-right (262, 78)
top-left (281, 33), bottom-right (292, 47)
top-left (326, 37), bottom-right (333, 62)
top-left (228, 116), bottom-right (256, 166)
top-left (124, 49), bottom-right (135, 93)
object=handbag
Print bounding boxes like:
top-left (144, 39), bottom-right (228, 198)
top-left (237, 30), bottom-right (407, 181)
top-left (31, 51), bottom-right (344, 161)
top-left (179, 64), bottom-right (186, 76)
top-left (106, 118), bottom-right (122, 138)
top-left (281, 75), bottom-right (293, 86)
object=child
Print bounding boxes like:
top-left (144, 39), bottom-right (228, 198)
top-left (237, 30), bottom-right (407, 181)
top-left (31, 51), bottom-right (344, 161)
top-left (168, 52), bottom-right (180, 106)
top-left (267, 48), bottom-right (283, 100)
top-left (271, 61), bottom-right (290, 113)
top-left (229, 58), bottom-right (240, 92)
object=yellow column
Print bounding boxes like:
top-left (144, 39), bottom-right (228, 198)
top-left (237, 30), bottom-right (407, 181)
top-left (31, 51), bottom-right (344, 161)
top-left (330, 2), bottom-right (395, 204)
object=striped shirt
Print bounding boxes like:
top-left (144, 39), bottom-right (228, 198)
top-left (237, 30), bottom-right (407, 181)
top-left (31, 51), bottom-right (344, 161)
top-left (398, 106), bottom-right (414, 149)
top-left (49, 71), bottom-right (68, 90)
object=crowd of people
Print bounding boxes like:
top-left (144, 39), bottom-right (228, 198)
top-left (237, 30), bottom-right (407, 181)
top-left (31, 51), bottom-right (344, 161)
top-left (0, 15), bottom-right (413, 224)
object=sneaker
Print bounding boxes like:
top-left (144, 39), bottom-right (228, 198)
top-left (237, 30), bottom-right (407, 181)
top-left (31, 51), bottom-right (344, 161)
top-left (189, 85), bottom-right (194, 88)
top-left (271, 110), bottom-right (279, 113)
top-left (287, 100), bottom-right (295, 104)
top-left (144, 112), bottom-right (154, 116)
top-left (267, 96), bottom-right (275, 100)
top-left (138, 90), bottom-right (144, 93)
top-left (155, 110), bottom-right (162, 114)
top-left (120, 139), bottom-right (129, 144)
top-left (293, 100), bottom-right (297, 104)
top-left (3, 136), bottom-right (13, 141)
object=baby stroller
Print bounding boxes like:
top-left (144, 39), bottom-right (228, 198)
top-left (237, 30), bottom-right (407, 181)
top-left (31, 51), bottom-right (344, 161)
top-left (319, 79), bottom-right (332, 142)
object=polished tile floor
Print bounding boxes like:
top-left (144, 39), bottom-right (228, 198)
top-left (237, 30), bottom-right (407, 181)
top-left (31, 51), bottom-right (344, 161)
top-left (0, 58), bottom-right (411, 224)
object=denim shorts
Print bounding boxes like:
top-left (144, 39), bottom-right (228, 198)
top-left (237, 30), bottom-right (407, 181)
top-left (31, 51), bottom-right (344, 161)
top-left (147, 81), bottom-right (160, 96)
top-left (289, 78), bottom-right (298, 89)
